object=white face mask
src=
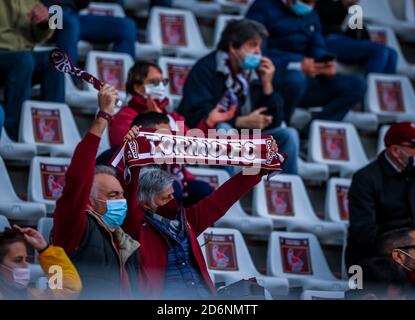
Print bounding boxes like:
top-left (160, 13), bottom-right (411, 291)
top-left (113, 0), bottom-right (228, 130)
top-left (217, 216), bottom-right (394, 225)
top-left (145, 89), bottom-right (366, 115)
top-left (144, 83), bottom-right (167, 100)
top-left (1, 264), bottom-right (31, 288)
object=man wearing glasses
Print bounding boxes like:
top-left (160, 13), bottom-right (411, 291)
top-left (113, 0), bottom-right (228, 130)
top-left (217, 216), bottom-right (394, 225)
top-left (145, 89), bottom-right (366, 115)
top-left (346, 122), bottom-right (415, 268)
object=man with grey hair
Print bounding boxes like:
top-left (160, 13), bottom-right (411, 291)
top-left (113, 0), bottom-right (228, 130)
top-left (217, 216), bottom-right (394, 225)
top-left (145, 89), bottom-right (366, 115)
top-left (122, 126), bottom-right (277, 299)
top-left (52, 84), bottom-right (140, 299)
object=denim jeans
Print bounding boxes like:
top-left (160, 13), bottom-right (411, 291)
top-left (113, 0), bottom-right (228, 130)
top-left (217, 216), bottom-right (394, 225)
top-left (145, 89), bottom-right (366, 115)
top-left (54, 7), bottom-right (136, 64)
top-left (0, 50), bottom-right (64, 140)
top-left (325, 34), bottom-right (398, 75)
top-left (0, 105), bottom-right (4, 139)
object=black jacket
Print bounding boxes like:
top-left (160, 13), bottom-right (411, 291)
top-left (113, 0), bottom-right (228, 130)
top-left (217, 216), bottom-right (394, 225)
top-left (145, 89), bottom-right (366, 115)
top-left (346, 151), bottom-right (415, 267)
top-left (177, 51), bottom-right (284, 130)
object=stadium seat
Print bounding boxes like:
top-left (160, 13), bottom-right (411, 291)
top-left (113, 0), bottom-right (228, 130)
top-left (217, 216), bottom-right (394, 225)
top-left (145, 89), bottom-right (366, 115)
top-left (367, 25), bottom-right (415, 79)
top-left (0, 215), bottom-right (10, 232)
top-left (85, 51), bottom-right (134, 104)
top-left (253, 174), bottom-right (346, 245)
top-left (0, 157), bottom-right (46, 225)
top-left (215, 0), bottom-right (255, 15)
top-left (324, 178), bottom-right (351, 225)
top-left (307, 120), bottom-right (368, 177)
top-left (198, 227), bottom-right (289, 296)
top-left (79, 2), bottom-right (126, 17)
top-left (343, 111), bottom-right (379, 133)
top-left (158, 56), bottom-right (195, 108)
top-left (290, 109), bottom-right (312, 130)
top-left (377, 125), bottom-right (390, 154)
top-left (37, 217), bottom-right (53, 244)
top-left (173, 0), bottom-right (221, 19)
top-left (213, 14), bottom-right (243, 46)
top-left (0, 128), bottom-right (37, 161)
top-left (267, 231), bottom-right (349, 291)
top-left (366, 73), bottom-right (415, 123)
top-left (147, 7), bottom-right (211, 59)
top-left (301, 290), bottom-right (345, 300)
top-left (186, 167), bottom-right (274, 236)
top-left (360, 0), bottom-right (415, 42)
top-left (297, 158), bottom-right (329, 183)
top-left (28, 156), bottom-right (71, 214)
top-left (64, 74), bottom-right (99, 113)
top-left (135, 41), bottom-right (162, 61)
top-left (20, 100), bottom-right (81, 157)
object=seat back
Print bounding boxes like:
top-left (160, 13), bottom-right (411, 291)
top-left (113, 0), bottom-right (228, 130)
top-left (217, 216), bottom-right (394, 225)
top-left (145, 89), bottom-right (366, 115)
top-left (37, 217), bottom-right (53, 244)
top-left (213, 14), bottom-right (243, 46)
top-left (0, 156), bottom-right (20, 202)
top-left (80, 2), bottom-right (126, 17)
top-left (324, 178), bottom-right (351, 224)
top-left (377, 125), bottom-right (390, 154)
top-left (0, 215), bottom-right (11, 232)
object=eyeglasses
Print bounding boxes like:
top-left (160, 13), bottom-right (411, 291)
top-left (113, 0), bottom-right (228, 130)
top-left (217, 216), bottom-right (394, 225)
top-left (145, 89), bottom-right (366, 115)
top-left (398, 244), bottom-right (415, 251)
top-left (147, 78), bottom-right (169, 86)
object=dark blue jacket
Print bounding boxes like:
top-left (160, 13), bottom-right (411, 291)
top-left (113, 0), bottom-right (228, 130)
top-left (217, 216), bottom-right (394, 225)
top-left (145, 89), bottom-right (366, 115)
top-left (246, 0), bottom-right (330, 71)
top-left (177, 51), bottom-right (284, 129)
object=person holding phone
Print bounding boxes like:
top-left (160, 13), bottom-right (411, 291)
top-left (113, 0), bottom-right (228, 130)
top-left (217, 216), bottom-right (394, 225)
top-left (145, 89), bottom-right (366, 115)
top-left (178, 19), bottom-right (299, 174)
top-left (246, 0), bottom-right (366, 127)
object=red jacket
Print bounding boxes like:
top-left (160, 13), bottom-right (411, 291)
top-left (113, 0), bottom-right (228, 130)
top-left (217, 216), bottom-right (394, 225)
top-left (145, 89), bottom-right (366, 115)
top-left (122, 166), bottom-right (266, 299)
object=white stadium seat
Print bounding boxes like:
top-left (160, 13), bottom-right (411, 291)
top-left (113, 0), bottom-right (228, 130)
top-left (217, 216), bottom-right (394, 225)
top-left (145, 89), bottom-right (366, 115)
top-left (213, 14), bottom-right (243, 46)
top-left (343, 111), bottom-right (379, 133)
top-left (198, 227), bottom-right (289, 296)
top-left (367, 25), bottom-right (415, 79)
top-left (147, 7), bottom-right (211, 59)
top-left (186, 167), bottom-right (274, 236)
top-left (377, 125), bottom-right (390, 154)
top-left (64, 74), bottom-right (99, 113)
top-left (298, 158), bottom-right (330, 183)
top-left (0, 157), bottom-right (46, 225)
top-left (215, 0), bottom-right (254, 15)
top-left (0, 215), bottom-right (10, 232)
top-left (28, 156), bottom-right (71, 214)
top-left (301, 290), bottom-right (345, 300)
top-left (158, 56), bottom-right (195, 108)
top-left (308, 120), bottom-right (368, 178)
top-left (37, 217), bottom-right (53, 244)
top-left (135, 41), bottom-right (162, 61)
top-left (173, 0), bottom-right (221, 19)
top-left (20, 100), bottom-right (81, 157)
top-left (360, 0), bottom-right (415, 42)
top-left (366, 73), bottom-right (415, 123)
top-left (0, 128), bottom-right (37, 161)
top-left (267, 231), bottom-right (349, 291)
top-left (253, 174), bottom-right (346, 245)
top-left (79, 2), bottom-right (126, 17)
top-left (324, 178), bottom-right (351, 225)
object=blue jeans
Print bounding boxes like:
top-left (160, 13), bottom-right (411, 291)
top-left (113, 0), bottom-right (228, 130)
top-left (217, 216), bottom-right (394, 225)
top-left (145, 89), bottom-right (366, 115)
top-left (54, 7), bottom-right (136, 64)
top-left (216, 122), bottom-right (299, 175)
top-left (276, 70), bottom-right (366, 124)
top-left (0, 105), bottom-right (4, 139)
top-left (325, 34), bottom-right (398, 75)
top-left (0, 50), bottom-right (64, 140)
top-left (173, 179), bottom-right (214, 207)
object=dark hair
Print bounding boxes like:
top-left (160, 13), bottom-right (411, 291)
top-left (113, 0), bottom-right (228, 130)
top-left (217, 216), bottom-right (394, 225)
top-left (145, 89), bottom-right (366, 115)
top-left (217, 19), bottom-right (269, 52)
top-left (126, 61), bottom-right (162, 95)
top-left (0, 228), bottom-right (27, 263)
top-left (377, 228), bottom-right (415, 256)
top-left (131, 112), bottom-right (170, 129)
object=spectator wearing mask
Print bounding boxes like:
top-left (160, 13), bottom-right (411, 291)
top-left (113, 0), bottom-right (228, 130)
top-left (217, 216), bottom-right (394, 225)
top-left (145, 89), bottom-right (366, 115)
top-left (346, 122), bottom-right (415, 268)
top-left (52, 84), bottom-right (140, 299)
top-left (178, 19), bottom-right (299, 174)
top-left (122, 125), bottom-right (278, 299)
top-left (0, 226), bottom-right (82, 300)
top-left (0, 0), bottom-right (64, 141)
top-left (316, 0), bottom-right (397, 75)
top-left (246, 0), bottom-right (366, 126)
top-left (41, 0), bottom-right (136, 64)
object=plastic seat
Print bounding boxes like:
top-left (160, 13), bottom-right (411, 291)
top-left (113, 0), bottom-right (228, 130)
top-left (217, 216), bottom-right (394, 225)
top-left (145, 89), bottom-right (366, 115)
top-left (267, 231), bottom-right (349, 291)
top-left (186, 167), bottom-right (274, 236)
top-left (147, 7), bottom-right (211, 59)
top-left (79, 2), bottom-right (126, 17)
top-left (0, 157), bottom-right (46, 225)
top-left (158, 56), bottom-right (195, 108)
top-left (0, 215), bottom-right (10, 232)
top-left (325, 178), bottom-right (351, 225)
top-left (301, 290), bottom-right (345, 300)
top-left (298, 158), bottom-right (329, 183)
top-left (307, 120), bottom-right (368, 178)
top-left (28, 156), bottom-right (71, 214)
top-left (343, 111), bottom-right (379, 132)
top-left (173, 0), bottom-right (221, 19)
top-left (366, 73), bottom-right (415, 123)
top-left (20, 100), bottom-right (81, 157)
top-left (64, 74), bottom-right (99, 113)
top-left (0, 127), bottom-right (37, 161)
top-left (37, 217), bottom-right (53, 244)
top-left (215, 0), bottom-right (254, 15)
top-left (213, 14), bottom-right (243, 46)
top-left (198, 227), bottom-right (289, 296)
top-left (85, 51), bottom-right (134, 104)
top-left (360, 0), bottom-right (415, 42)
top-left (253, 174), bottom-right (346, 245)
top-left (135, 41), bottom-right (162, 61)
top-left (377, 125), bottom-right (390, 155)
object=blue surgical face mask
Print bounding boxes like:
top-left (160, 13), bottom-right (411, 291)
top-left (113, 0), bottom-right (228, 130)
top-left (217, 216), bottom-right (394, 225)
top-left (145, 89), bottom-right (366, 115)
top-left (97, 199), bottom-right (128, 229)
top-left (291, 1), bottom-right (314, 16)
top-left (240, 52), bottom-right (262, 70)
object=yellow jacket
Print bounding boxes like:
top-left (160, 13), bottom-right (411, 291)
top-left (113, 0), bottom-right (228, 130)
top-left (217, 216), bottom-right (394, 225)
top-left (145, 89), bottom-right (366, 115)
top-left (0, 246), bottom-right (82, 300)
top-left (0, 0), bottom-right (54, 51)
